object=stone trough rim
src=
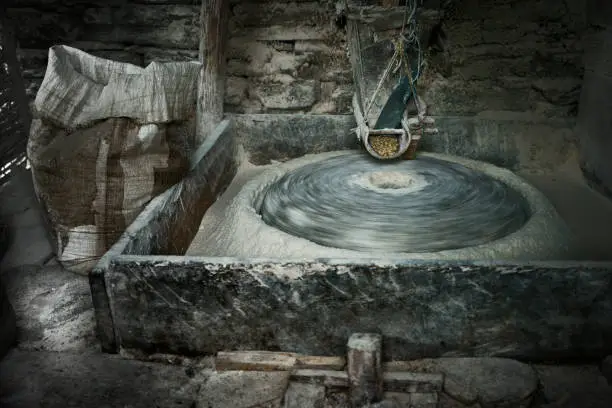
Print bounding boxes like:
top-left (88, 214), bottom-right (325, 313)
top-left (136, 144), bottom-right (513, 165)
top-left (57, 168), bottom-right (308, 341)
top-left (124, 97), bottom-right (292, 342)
top-left (229, 150), bottom-right (572, 261)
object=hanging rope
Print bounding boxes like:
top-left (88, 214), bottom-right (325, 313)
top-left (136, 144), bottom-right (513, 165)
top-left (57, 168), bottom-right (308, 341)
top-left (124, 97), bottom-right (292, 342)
top-left (362, 0), bottom-right (423, 118)
top-left (364, 46), bottom-right (400, 117)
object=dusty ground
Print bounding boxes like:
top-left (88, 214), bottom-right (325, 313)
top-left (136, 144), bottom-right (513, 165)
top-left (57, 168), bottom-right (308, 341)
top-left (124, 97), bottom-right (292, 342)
top-left (0, 168), bottom-right (214, 407)
top-left (1, 163), bottom-right (612, 407)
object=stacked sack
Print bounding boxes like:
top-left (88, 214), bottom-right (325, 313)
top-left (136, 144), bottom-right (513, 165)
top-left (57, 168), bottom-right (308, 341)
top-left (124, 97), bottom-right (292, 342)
top-left (27, 46), bottom-right (201, 273)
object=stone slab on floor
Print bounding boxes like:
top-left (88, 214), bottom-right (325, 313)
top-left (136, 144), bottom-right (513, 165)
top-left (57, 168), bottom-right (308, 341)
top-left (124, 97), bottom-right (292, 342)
top-left (0, 349), bottom-right (207, 408)
top-left (1, 263), bottom-right (97, 352)
top-left (382, 391), bottom-right (438, 408)
top-left (283, 382), bottom-right (326, 408)
top-left (385, 358), bottom-right (537, 408)
top-left (197, 370), bottom-right (290, 408)
top-left (324, 388), bottom-right (350, 408)
top-left (534, 364), bottom-right (612, 408)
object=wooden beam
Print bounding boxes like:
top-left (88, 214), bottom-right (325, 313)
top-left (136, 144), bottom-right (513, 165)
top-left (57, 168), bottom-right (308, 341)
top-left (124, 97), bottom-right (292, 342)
top-left (215, 351), bottom-right (298, 371)
top-left (197, 0), bottom-right (229, 143)
top-left (214, 351), bottom-right (347, 372)
top-left (346, 19), bottom-right (368, 119)
top-left (295, 355), bottom-right (346, 371)
top-left (290, 368), bottom-right (444, 392)
top-left (291, 369), bottom-right (350, 388)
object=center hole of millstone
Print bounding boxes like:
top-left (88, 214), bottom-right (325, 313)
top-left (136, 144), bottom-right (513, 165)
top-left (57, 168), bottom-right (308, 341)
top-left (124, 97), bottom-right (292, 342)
top-left (368, 171), bottom-right (414, 189)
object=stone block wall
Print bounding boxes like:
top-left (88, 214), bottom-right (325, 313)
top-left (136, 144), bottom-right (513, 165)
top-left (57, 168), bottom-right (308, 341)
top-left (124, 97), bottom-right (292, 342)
top-left (6, 0), bottom-right (201, 100)
top-left (7, 0), bottom-right (598, 173)
top-left (8, 0), bottom-right (590, 119)
top-left (224, 1), bottom-right (354, 114)
top-left (224, 0), bottom-right (592, 126)
top-left (344, 0), bottom-right (589, 170)
top-left (9, 0), bottom-right (353, 114)
top-left (421, 0), bottom-right (587, 119)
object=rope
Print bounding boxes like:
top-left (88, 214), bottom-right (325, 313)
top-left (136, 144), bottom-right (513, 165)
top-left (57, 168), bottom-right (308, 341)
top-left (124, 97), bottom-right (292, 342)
top-left (362, 0), bottom-right (423, 118)
top-left (364, 47), bottom-right (399, 117)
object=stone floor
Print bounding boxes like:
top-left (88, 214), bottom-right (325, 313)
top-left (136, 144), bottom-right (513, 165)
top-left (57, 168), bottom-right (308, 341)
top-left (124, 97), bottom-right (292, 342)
top-left (2, 348), bottom-right (612, 408)
top-left (2, 166), bottom-right (612, 407)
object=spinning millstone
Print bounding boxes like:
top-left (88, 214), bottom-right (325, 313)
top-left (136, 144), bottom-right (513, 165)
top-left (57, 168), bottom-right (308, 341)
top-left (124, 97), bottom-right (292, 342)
top-left (260, 153), bottom-right (531, 253)
top-left (195, 151), bottom-right (570, 261)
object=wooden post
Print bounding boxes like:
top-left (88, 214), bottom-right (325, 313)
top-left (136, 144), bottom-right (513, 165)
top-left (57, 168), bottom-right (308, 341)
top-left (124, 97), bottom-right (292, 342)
top-left (197, 0), bottom-right (229, 144)
top-left (347, 333), bottom-right (384, 407)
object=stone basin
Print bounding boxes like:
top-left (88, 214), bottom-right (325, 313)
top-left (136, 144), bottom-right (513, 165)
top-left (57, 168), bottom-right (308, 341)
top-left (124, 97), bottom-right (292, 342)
top-left (90, 116), bottom-right (612, 361)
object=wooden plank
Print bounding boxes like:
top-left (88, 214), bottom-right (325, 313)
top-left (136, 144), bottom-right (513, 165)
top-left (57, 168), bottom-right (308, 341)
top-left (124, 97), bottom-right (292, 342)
top-left (346, 19), bottom-right (367, 118)
top-left (295, 355), bottom-right (346, 371)
top-left (369, 128), bottom-right (405, 135)
top-left (347, 333), bottom-right (384, 406)
top-left (197, 0), bottom-right (229, 143)
top-left (215, 351), bottom-right (346, 372)
top-left (289, 368), bottom-right (444, 395)
top-left (215, 351), bottom-right (298, 372)
top-left (290, 369), bottom-right (350, 388)
top-left (90, 118), bottom-right (237, 259)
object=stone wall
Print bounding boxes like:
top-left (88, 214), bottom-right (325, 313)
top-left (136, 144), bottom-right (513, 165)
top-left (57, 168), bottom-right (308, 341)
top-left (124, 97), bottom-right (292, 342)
top-left (340, 0), bottom-right (589, 170)
top-left (9, 0), bottom-right (353, 114)
top-left (7, 0), bottom-right (596, 173)
top-left (224, 1), bottom-right (353, 114)
top-left (227, 0), bottom-right (587, 117)
top-left (226, 0), bottom-right (592, 152)
top-left (9, 0), bottom-right (589, 118)
top-left (7, 0), bottom-right (201, 100)
top-left (421, 0), bottom-right (587, 119)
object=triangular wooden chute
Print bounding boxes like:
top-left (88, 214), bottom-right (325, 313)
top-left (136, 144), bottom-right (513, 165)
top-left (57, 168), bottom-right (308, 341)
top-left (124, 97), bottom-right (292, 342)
top-left (346, 0), bottom-right (438, 160)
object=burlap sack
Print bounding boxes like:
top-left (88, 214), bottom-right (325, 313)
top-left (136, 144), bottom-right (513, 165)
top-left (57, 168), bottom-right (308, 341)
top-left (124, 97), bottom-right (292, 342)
top-left (27, 45), bottom-right (201, 274)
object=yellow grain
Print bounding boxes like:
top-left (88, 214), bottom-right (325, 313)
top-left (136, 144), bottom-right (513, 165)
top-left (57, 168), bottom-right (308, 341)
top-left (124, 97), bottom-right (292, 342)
top-left (369, 135), bottom-right (400, 158)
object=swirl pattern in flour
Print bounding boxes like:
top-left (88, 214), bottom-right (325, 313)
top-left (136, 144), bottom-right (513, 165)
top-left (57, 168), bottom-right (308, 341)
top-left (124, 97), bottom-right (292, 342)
top-left (259, 152), bottom-right (531, 253)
